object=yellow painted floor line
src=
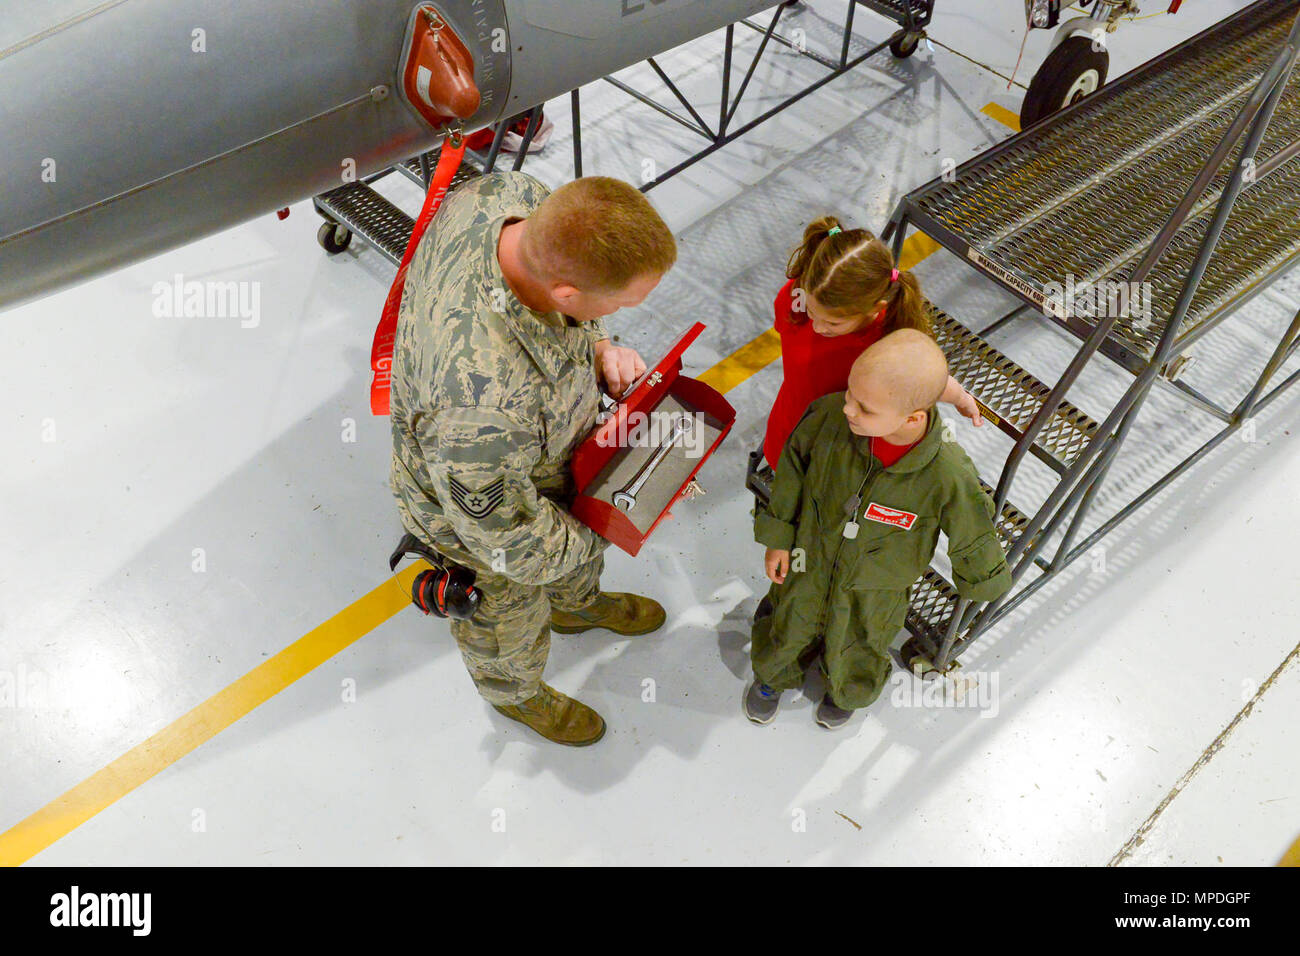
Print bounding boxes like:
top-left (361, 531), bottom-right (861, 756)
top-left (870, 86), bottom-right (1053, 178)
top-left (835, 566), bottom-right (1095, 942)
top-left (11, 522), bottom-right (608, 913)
top-left (699, 327), bottom-right (784, 393)
top-left (0, 564), bottom-right (424, 866)
top-left (981, 101), bottom-right (1022, 131)
top-left (898, 231), bottom-right (942, 272)
top-left (3, 113), bottom-right (1010, 863)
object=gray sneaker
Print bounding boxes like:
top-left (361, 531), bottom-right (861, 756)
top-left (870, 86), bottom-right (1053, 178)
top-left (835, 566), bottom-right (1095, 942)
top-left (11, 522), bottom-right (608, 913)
top-left (744, 680), bottom-right (782, 724)
top-left (815, 693), bottom-right (854, 729)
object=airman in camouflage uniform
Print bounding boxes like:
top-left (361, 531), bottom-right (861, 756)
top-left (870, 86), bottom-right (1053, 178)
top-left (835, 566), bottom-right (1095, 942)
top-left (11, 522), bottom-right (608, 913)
top-left (390, 170), bottom-right (673, 746)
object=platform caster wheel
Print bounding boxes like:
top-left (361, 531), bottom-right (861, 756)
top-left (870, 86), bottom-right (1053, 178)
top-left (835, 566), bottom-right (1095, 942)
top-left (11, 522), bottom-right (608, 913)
top-left (1020, 35), bottom-right (1109, 127)
top-left (900, 638), bottom-right (943, 681)
top-left (317, 221), bottom-right (353, 255)
top-left (889, 31), bottom-right (922, 58)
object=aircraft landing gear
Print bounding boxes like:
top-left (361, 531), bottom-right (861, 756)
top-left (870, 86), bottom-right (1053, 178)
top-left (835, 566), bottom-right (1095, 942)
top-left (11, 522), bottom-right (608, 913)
top-left (1020, 35), bottom-right (1109, 127)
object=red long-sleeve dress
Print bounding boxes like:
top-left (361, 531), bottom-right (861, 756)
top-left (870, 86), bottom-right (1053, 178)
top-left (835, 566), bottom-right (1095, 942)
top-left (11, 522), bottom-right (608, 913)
top-left (762, 277), bottom-right (898, 468)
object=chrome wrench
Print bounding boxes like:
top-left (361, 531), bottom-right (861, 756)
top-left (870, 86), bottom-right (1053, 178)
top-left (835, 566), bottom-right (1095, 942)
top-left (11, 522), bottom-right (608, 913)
top-left (612, 417), bottom-right (689, 512)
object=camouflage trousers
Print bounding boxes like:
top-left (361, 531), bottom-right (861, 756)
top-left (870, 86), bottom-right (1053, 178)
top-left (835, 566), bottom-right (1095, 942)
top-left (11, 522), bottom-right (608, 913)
top-left (427, 534), bottom-right (606, 706)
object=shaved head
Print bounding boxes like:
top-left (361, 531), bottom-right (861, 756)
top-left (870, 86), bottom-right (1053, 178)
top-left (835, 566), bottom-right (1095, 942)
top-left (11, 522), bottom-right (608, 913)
top-left (850, 329), bottom-right (949, 416)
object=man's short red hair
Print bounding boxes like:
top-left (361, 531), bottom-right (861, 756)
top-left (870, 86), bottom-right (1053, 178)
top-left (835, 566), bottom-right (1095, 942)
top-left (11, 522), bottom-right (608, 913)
top-left (522, 176), bottom-right (677, 293)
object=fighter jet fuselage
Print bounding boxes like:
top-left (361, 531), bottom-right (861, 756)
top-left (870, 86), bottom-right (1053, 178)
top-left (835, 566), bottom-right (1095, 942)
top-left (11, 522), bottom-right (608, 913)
top-left (0, 0), bottom-right (777, 310)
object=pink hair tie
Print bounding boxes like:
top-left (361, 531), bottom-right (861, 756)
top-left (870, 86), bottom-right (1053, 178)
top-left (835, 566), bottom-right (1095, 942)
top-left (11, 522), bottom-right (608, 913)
top-left (890, 268), bottom-right (900, 283)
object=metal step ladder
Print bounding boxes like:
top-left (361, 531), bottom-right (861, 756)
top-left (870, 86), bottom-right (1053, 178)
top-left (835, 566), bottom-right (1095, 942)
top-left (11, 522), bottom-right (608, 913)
top-left (312, 153), bottom-right (483, 265)
top-left (903, 308), bottom-right (1064, 662)
top-left (854, 0), bottom-right (935, 57)
top-left (886, 0), bottom-right (1300, 675)
top-left (857, 0), bottom-right (934, 29)
top-left (893, 0), bottom-right (1300, 375)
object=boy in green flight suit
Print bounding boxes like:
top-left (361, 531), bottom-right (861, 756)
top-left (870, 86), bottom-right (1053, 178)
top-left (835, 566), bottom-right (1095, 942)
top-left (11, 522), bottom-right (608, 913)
top-left (747, 329), bottom-right (1012, 729)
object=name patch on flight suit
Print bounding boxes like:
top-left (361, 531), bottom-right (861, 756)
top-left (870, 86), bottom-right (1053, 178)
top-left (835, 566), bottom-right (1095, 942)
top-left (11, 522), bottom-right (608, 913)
top-left (863, 502), bottom-right (917, 530)
top-left (449, 475), bottom-right (505, 519)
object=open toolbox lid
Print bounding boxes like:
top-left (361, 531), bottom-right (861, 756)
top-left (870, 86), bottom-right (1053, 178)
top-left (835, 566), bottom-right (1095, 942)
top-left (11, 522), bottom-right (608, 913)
top-left (572, 321), bottom-right (708, 489)
top-left (613, 321), bottom-right (704, 412)
top-left (569, 318), bottom-right (735, 556)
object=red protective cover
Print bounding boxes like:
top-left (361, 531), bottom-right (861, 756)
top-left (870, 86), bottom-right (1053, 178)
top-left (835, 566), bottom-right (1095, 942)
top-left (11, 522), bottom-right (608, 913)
top-left (401, 5), bottom-right (480, 127)
top-left (571, 323), bottom-right (735, 556)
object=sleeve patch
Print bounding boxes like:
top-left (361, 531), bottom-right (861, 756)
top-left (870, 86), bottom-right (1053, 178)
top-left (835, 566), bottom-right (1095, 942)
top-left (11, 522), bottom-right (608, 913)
top-left (448, 475), bottom-right (506, 519)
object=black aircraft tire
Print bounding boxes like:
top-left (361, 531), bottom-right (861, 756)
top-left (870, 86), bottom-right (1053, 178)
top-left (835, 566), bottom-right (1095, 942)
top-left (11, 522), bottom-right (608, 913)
top-left (1020, 36), bottom-right (1110, 128)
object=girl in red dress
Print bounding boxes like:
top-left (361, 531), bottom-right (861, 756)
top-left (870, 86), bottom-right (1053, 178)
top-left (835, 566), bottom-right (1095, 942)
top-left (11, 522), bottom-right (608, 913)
top-left (762, 215), bottom-right (983, 470)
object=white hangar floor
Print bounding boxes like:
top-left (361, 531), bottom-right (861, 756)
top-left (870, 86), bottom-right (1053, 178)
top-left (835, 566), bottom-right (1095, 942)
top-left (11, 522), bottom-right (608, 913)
top-left (3, 0), bottom-right (1297, 866)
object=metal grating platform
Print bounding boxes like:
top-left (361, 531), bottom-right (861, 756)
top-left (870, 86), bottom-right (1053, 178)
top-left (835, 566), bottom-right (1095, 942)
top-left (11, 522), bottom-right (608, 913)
top-left (395, 154), bottom-right (483, 192)
top-left (312, 157), bottom-right (482, 265)
top-left (857, 0), bottom-right (934, 29)
top-left (1108, 157), bottom-right (1300, 362)
top-left (931, 306), bottom-right (1102, 472)
top-left (897, 0), bottom-right (1300, 373)
top-left (903, 479), bottom-right (1037, 652)
top-left (314, 185), bottom-right (414, 266)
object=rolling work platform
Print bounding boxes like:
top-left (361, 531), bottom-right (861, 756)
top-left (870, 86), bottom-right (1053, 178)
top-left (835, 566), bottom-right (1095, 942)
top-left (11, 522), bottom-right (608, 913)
top-left (881, 0), bottom-right (1300, 675)
top-left (312, 152), bottom-right (483, 263)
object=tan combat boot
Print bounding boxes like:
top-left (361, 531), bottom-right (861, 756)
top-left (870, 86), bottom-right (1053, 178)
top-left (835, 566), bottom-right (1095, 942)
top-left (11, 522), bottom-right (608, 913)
top-left (550, 592), bottom-right (667, 636)
top-left (492, 683), bottom-right (606, 746)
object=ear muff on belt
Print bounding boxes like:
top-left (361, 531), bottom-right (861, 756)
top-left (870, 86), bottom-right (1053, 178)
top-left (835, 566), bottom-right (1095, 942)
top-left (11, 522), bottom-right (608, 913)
top-left (411, 563), bottom-right (480, 620)
top-left (388, 532), bottom-right (482, 621)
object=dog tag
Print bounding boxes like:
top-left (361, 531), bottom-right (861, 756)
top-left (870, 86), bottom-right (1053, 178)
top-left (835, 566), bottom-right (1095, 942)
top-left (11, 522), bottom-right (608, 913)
top-left (843, 520), bottom-right (859, 539)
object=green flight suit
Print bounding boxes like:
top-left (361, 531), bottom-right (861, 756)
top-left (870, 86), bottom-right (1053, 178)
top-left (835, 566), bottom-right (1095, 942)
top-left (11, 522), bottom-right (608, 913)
top-left (752, 394), bottom-right (1012, 709)
top-left (389, 171), bottom-right (612, 705)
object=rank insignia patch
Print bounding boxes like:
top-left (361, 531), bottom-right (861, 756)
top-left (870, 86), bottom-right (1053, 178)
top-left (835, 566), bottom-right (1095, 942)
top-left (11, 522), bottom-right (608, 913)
top-left (448, 475), bottom-right (505, 519)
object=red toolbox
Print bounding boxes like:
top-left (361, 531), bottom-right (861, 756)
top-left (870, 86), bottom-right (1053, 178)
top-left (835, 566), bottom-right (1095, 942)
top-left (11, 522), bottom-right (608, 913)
top-left (571, 323), bottom-right (735, 556)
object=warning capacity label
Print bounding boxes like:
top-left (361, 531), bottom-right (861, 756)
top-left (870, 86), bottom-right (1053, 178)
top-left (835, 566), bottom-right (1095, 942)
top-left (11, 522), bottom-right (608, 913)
top-left (966, 246), bottom-right (1067, 319)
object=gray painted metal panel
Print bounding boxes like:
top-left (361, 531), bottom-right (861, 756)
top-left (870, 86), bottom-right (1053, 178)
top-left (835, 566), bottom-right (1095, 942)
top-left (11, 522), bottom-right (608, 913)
top-left (0, 0), bottom-right (510, 310)
top-left (501, 0), bottom-right (777, 116)
top-left (1, 0), bottom-right (786, 311)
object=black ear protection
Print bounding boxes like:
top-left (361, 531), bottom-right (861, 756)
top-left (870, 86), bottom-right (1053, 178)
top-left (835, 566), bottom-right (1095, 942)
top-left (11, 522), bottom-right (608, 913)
top-left (388, 533), bottom-right (482, 621)
top-left (411, 563), bottom-right (480, 620)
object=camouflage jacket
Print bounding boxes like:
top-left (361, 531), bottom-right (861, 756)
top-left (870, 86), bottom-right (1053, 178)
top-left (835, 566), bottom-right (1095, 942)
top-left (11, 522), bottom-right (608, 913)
top-left (390, 171), bottom-right (610, 585)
